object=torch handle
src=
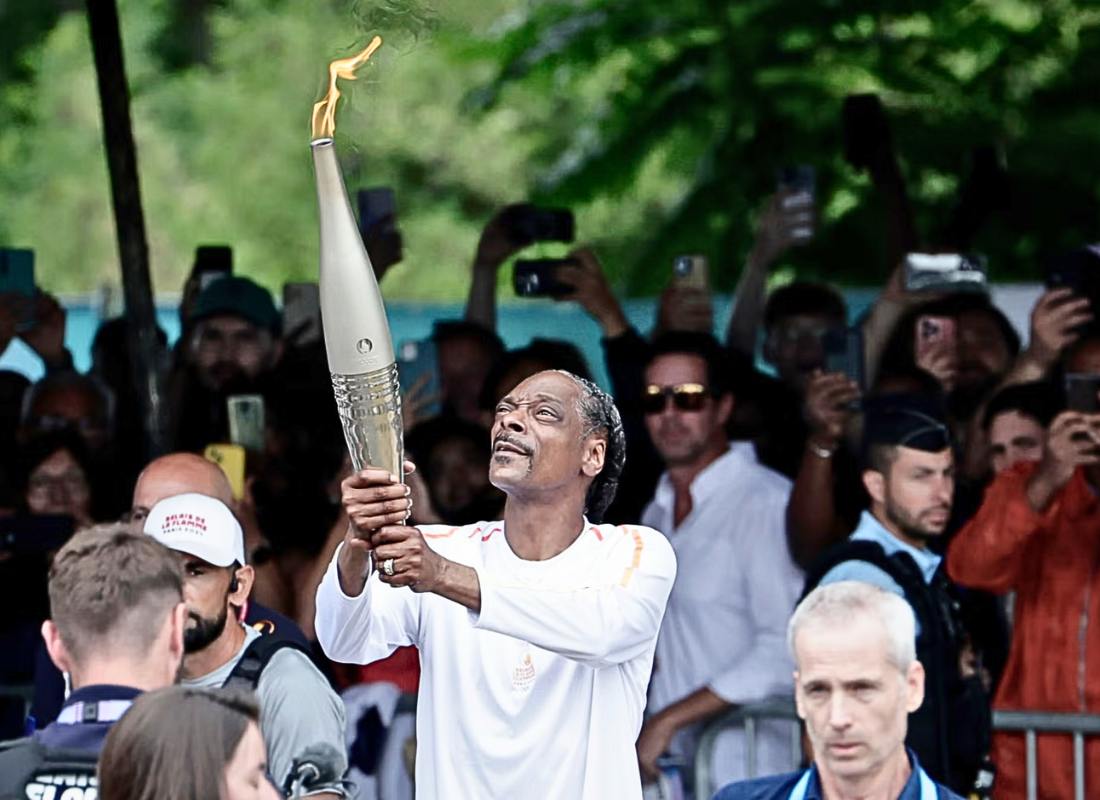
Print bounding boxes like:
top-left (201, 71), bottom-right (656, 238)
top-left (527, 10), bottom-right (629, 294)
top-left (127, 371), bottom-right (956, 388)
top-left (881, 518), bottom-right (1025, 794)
top-left (331, 364), bottom-right (405, 486)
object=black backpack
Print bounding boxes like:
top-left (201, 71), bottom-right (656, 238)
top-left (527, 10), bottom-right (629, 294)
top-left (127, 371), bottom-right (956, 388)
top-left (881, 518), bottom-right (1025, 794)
top-left (802, 539), bottom-right (991, 793)
top-left (0, 737), bottom-right (99, 800)
top-left (224, 631), bottom-right (314, 690)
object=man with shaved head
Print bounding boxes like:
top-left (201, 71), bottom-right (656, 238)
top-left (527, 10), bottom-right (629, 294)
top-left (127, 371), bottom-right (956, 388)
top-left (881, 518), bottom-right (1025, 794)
top-left (129, 451), bottom-right (234, 523)
top-left (29, 453), bottom-right (307, 732)
top-left (316, 370), bottom-right (676, 799)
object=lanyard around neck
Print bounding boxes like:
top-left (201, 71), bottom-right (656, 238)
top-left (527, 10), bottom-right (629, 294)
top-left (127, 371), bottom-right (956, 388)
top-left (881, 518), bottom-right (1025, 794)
top-left (787, 766), bottom-right (938, 800)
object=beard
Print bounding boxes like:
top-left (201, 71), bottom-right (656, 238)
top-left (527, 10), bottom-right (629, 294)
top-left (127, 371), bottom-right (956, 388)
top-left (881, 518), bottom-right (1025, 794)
top-left (184, 603), bottom-right (230, 653)
top-left (884, 496), bottom-right (949, 543)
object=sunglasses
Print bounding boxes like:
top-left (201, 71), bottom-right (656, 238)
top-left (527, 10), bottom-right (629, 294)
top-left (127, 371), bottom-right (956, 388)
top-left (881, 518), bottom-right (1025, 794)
top-left (641, 383), bottom-right (711, 414)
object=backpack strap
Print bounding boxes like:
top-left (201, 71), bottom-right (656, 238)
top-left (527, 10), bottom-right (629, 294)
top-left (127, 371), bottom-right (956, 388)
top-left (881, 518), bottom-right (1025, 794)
top-left (225, 633), bottom-right (313, 691)
top-left (802, 539), bottom-right (952, 647)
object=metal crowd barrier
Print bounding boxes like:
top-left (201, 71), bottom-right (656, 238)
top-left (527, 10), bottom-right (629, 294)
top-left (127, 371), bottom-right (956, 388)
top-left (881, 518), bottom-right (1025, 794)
top-left (694, 701), bottom-right (1100, 800)
top-left (992, 709), bottom-right (1100, 800)
top-left (693, 697), bottom-right (802, 799)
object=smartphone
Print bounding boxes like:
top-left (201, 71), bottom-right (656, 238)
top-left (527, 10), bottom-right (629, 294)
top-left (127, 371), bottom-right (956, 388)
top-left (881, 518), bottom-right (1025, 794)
top-left (1046, 247), bottom-right (1100, 298)
top-left (193, 245), bottom-right (233, 290)
top-left (282, 282), bottom-right (322, 346)
top-left (397, 339), bottom-right (442, 419)
top-left (502, 205), bottom-right (575, 246)
top-left (514, 258), bottom-right (576, 298)
top-left (227, 395), bottom-right (266, 454)
top-left (904, 252), bottom-right (988, 293)
top-left (0, 248), bottom-right (36, 329)
top-left (915, 316), bottom-right (957, 364)
top-left (823, 327), bottom-right (865, 408)
top-left (205, 443), bottom-right (247, 500)
top-left (842, 94), bottom-right (891, 169)
top-left (671, 255), bottom-right (710, 292)
top-left (358, 188), bottom-right (396, 233)
top-left (776, 166), bottom-right (816, 242)
top-left (0, 514), bottom-right (74, 555)
top-left (1065, 373), bottom-right (1100, 414)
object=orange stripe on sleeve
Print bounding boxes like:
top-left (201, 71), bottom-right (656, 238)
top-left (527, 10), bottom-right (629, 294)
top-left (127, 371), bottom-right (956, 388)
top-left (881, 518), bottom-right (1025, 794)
top-left (619, 526), bottom-right (645, 587)
top-left (423, 527), bottom-right (459, 539)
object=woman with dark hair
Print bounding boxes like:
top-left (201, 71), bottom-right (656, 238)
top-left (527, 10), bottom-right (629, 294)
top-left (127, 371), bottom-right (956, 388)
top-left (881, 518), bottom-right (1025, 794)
top-left (16, 429), bottom-right (98, 529)
top-left (98, 686), bottom-right (280, 800)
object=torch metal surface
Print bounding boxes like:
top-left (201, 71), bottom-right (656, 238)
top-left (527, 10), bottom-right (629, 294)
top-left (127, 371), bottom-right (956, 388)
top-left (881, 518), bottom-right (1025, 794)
top-left (311, 137), bottom-right (403, 479)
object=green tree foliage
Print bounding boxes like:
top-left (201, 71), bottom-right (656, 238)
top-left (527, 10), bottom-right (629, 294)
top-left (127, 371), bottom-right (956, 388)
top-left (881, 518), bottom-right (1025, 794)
top-left (0, 0), bottom-right (633, 299)
top-left (3, 1), bottom-right (1099, 299)
top-left (468, 0), bottom-right (1100, 293)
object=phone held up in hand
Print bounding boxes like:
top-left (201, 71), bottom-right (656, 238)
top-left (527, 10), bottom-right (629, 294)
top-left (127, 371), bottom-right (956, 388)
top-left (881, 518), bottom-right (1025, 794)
top-left (904, 252), bottom-right (987, 294)
top-left (502, 205), bottom-right (575, 247)
top-left (823, 327), bottom-right (864, 410)
top-left (397, 339), bottom-right (443, 419)
top-left (282, 282), bottom-right (322, 347)
top-left (0, 248), bottom-right (36, 329)
top-left (205, 443), bottom-right (247, 501)
top-left (514, 259), bottom-right (577, 298)
top-left (915, 316), bottom-right (957, 363)
top-left (776, 166), bottom-right (816, 242)
top-left (1065, 373), bottom-right (1100, 415)
top-left (671, 255), bottom-right (710, 292)
top-left (192, 245), bottom-right (233, 291)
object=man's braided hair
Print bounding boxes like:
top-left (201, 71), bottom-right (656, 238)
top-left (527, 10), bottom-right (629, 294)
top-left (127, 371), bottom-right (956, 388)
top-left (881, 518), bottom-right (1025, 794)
top-left (554, 370), bottom-right (625, 523)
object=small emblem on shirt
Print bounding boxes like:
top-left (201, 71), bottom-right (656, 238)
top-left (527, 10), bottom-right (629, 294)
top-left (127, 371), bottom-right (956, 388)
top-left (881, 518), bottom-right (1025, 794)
top-left (512, 652), bottom-right (536, 692)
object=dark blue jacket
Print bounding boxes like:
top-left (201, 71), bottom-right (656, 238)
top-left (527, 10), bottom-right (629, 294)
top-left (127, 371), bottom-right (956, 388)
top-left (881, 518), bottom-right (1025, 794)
top-left (28, 601), bottom-right (308, 729)
top-left (711, 751), bottom-right (965, 800)
top-left (32, 685), bottom-right (142, 752)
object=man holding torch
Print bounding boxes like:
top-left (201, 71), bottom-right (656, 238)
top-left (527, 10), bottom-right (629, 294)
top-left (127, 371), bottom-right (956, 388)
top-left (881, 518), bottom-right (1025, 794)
top-left (314, 370), bottom-right (676, 800)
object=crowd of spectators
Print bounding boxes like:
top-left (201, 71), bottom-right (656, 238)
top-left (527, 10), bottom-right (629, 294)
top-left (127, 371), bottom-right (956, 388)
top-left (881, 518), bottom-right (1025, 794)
top-left (2, 94), bottom-right (1100, 800)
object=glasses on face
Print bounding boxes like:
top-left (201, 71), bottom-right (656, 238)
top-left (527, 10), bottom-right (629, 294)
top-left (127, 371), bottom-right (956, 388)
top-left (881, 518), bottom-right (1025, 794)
top-left (641, 383), bottom-right (710, 414)
top-left (28, 471), bottom-right (89, 497)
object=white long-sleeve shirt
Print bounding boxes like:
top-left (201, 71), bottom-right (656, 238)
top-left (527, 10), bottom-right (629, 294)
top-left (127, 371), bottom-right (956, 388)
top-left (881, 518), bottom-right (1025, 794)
top-left (643, 443), bottom-right (804, 783)
top-left (315, 519), bottom-right (676, 800)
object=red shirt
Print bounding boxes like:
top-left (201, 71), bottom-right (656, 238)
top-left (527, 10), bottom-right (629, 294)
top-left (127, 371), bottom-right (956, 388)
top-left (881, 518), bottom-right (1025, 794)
top-left (947, 462), bottom-right (1100, 800)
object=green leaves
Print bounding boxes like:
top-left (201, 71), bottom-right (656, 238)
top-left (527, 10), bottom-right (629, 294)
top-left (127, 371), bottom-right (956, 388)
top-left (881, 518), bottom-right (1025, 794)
top-left (472, 0), bottom-right (1100, 289)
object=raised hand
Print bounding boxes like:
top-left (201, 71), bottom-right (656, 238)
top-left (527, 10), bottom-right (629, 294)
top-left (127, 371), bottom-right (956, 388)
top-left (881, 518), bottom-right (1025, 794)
top-left (370, 525), bottom-right (447, 592)
top-left (1027, 289), bottom-right (1092, 371)
top-left (19, 292), bottom-right (68, 368)
top-left (805, 371), bottom-right (860, 451)
top-left (751, 190), bottom-right (815, 268)
top-left (555, 248), bottom-right (629, 338)
top-left (656, 285), bottom-right (713, 335)
top-left (337, 461), bottom-right (416, 596)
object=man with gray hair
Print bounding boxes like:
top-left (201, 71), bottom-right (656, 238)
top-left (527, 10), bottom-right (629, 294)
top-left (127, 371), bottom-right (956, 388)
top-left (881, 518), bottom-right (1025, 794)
top-left (712, 581), bottom-right (964, 800)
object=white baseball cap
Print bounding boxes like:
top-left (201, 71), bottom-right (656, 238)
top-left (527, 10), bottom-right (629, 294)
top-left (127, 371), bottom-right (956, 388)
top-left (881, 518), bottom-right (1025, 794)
top-left (143, 493), bottom-right (246, 568)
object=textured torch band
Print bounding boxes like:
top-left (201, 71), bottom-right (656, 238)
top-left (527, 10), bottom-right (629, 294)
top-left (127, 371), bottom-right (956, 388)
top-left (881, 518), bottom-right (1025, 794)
top-left (330, 363), bottom-right (405, 480)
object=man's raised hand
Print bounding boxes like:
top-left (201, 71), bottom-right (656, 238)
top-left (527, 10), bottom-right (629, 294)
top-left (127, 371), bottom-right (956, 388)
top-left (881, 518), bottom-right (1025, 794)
top-left (370, 526), bottom-right (447, 593)
top-left (342, 463), bottom-right (416, 542)
top-left (337, 461), bottom-right (416, 597)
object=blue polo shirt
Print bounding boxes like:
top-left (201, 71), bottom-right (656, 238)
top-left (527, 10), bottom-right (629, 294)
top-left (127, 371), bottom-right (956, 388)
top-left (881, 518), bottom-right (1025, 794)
top-left (817, 511), bottom-right (942, 635)
top-left (711, 750), bottom-right (964, 800)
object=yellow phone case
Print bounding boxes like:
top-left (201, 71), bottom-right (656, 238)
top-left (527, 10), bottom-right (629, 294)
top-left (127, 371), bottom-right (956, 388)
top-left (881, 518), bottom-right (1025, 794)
top-left (204, 443), bottom-right (246, 500)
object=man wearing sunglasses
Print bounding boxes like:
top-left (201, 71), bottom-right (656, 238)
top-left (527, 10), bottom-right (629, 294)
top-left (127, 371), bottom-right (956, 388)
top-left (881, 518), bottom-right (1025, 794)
top-left (636, 332), bottom-right (804, 790)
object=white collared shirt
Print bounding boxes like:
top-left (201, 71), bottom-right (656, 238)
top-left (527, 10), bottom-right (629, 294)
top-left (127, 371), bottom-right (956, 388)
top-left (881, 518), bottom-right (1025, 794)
top-left (642, 442), bottom-right (805, 783)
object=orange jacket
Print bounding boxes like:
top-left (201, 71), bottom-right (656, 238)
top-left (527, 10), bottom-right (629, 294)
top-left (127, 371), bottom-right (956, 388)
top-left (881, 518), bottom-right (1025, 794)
top-left (946, 462), bottom-right (1100, 800)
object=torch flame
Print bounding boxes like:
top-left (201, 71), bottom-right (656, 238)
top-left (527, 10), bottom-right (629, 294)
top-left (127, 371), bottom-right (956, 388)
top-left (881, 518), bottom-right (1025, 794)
top-left (311, 36), bottom-right (382, 141)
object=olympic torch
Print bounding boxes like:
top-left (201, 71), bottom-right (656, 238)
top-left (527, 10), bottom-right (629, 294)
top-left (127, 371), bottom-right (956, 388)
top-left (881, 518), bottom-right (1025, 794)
top-left (310, 38), bottom-right (403, 481)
